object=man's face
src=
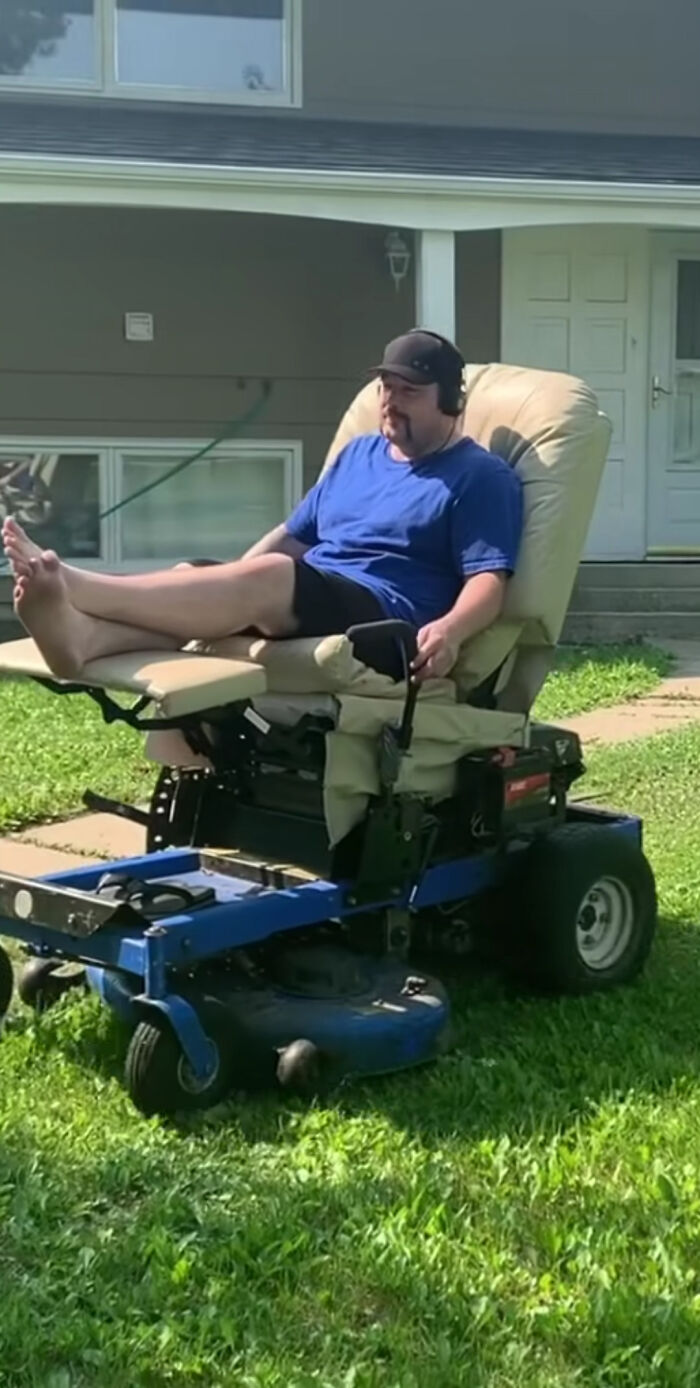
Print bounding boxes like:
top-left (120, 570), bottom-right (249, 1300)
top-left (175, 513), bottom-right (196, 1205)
top-left (378, 373), bottom-right (443, 454)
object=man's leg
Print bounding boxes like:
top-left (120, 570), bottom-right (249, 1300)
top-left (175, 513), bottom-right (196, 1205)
top-left (10, 542), bottom-right (299, 679)
top-left (60, 552), bottom-right (297, 639)
top-left (3, 518), bottom-right (301, 679)
top-left (13, 556), bottom-right (178, 680)
top-left (3, 514), bottom-right (298, 642)
top-left (3, 518), bottom-right (224, 598)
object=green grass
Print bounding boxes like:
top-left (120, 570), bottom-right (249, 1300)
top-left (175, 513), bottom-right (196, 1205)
top-left (0, 642), bottom-right (673, 834)
top-left (2, 725), bottom-right (700, 1384)
top-left (0, 679), bottom-right (158, 832)
top-left (532, 642), bottom-right (673, 721)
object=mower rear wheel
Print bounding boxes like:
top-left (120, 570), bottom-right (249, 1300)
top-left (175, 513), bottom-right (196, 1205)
top-left (0, 946), bottom-right (13, 1018)
top-left (125, 1001), bottom-right (237, 1117)
top-left (519, 823), bottom-right (657, 993)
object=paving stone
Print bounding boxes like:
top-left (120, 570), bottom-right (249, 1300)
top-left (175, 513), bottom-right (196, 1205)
top-left (18, 813), bottom-right (146, 862)
top-left (0, 840), bottom-right (94, 877)
top-left (559, 697), bottom-right (700, 745)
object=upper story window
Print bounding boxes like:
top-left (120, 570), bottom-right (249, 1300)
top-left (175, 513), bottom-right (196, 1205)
top-left (0, 0), bottom-right (300, 106)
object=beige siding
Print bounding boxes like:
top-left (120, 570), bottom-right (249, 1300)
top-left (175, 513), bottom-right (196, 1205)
top-left (301, 0), bottom-right (700, 138)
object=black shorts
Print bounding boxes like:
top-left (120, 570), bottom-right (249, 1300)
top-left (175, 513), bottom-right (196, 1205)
top-left (292, 560), bottom-right (406, 680)
top-left (184, 556), bottom-right (408, 681)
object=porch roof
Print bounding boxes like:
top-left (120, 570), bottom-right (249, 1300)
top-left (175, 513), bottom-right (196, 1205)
top-left (1, 98), bottom-right (700, 186)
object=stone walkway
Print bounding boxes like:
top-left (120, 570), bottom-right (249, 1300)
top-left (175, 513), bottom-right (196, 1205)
top-left (560, 638), bottom-right (700, 746)
top-left (4, 637), bottom-right (700, 878)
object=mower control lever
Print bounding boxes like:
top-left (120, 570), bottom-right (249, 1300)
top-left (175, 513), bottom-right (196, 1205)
top-left (346, 619), bottom-right (419, 755)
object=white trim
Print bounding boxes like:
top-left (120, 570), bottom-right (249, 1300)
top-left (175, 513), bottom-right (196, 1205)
top-left (647, 233), bottom-right (700, 552)
top-left (0, 0), bottom-right (302, 109)
top-left (1, 150), bottom-right (699, 230)
top-left (415, 230), bottom-right (456, 341)
top-left (101, 0), bottom-right (114, 93)
top-left (0, 433), bottom-right (303, 569)
top-left (288, 0), bottom-right (304, 113)
top-left (99, 450), bottom-right (116, 566)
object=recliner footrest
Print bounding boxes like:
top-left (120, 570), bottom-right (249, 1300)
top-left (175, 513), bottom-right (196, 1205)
top-left (0, 637), bottom-right (268, 719)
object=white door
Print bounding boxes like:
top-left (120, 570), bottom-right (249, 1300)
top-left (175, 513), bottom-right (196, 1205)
top-left (502, 227), bottom-right (648, 559)
top-left (648, 235), bottom-right (700, 553)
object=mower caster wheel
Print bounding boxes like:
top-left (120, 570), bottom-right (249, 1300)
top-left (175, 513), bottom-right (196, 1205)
top-left (18, 958), bottom-right (86, 1013)
top-left (277, 1039), bottom-right (323, 1097)
top-left (125, 1003), bottom-right (236, 1117)
top-left (0, 946), bottom-right (13, 1019)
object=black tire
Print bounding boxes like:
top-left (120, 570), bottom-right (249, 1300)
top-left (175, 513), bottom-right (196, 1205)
top-left (0, 946), bottom-right (13, 1018)
top-left (276, 1039), bottom-right (324, 1097)
top-left (517, 823), bottom-right (657, 993)
top-left (125, 1000), bottom-right (237, 1117)
top-left (18, 957), bottom-right (86, 1013)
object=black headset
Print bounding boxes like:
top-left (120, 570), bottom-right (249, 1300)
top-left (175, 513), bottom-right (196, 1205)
top-left (408, 327), bottom-right (467, 417)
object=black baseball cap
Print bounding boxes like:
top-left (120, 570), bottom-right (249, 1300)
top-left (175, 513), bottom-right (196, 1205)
top-left (372, 329), bottom-right (465, 387)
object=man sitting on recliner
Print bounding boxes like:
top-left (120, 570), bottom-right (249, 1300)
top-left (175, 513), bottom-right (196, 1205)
top-left (1, 330), bottom-right (523, 686)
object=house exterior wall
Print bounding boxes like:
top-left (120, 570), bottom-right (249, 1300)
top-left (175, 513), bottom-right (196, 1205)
top-left (301, 0), bottom-right (700, 138)
top-left (0, 207), bottom-right (500, 492)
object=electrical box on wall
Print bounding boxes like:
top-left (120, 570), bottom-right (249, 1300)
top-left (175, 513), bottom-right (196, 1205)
top-left (124, 312), bottom-right (154, 342)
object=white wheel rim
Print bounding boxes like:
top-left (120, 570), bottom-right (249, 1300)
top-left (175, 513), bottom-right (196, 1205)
top-left (575, 875), bottom-right (634, 971)
top-left (176, 1039), bottom-right (220, 1095)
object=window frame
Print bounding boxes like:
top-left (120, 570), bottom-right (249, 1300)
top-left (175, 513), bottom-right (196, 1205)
top-left (0, 433), bottom-right (303, 570)
top-left (0, 0), bottom-right (302, 108)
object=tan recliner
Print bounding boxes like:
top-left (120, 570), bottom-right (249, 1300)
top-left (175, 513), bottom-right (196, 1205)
top-left (318, 362), bottom-right (611, 711)
top-left (0, 364), bottom-right (610, 842)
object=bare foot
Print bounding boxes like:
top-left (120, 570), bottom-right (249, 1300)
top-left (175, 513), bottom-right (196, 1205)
top-left (14, 552), bottom-right (96, 679)
top-left (2, 516), bottom-right (43, 578)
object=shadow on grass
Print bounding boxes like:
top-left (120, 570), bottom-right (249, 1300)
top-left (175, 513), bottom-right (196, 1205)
top-left (343, 910), bottom-right (700, 1144)
top-left (7, 907), bottom-right (700, 1152)
top-left (4, 916), bottom-right (700, 1386)
top-left (4, 949), bottom-right (700, 1388)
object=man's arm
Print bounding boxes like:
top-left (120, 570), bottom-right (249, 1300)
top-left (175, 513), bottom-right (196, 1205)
top-left (242, 523), bottom-right (309, 561)
top-left (413, 454), bottom-right (523, 681)
top-left (412, 571), bottom-right (508, 681)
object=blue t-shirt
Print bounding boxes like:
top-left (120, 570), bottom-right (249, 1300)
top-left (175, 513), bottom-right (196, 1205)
top-left (285, 433), bottom-right (523, 629)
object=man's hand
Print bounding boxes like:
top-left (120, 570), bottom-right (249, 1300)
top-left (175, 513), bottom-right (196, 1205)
top-left (411, 572), bottom-right (508, 682)
top-left (412, 618), bottom-right (461, 682)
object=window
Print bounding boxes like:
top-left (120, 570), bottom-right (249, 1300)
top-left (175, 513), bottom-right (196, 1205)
top-left (677, 260), bottom-right (700, 363)
top-left (0, 437), bottom-right (301, 567)
top-left (0, 2), bottom-right (96, 84)
top-left (0, 449), bottom-right (102, 559)
top-left (0, 0), bottom-right (300, 105)
top-left (118, 446), bottom-right (293, 562)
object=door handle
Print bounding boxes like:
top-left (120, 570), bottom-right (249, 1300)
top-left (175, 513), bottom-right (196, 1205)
top-left (652, 374), bottom-right (674, 407)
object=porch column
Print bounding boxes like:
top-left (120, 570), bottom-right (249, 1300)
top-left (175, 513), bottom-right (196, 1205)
top-left (415, 230), bottom-right (456, 341)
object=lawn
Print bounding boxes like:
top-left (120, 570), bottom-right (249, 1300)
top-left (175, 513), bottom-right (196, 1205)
top-left (0, 641), bottom-right (673, 834)
top-left (1, 650), bottom-right (700, 1384)
top-left (532, 640), bottom-right (672, 721)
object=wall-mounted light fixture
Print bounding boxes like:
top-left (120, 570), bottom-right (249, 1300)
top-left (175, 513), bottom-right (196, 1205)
top-left (384, 230), bottom-right (412, 292)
